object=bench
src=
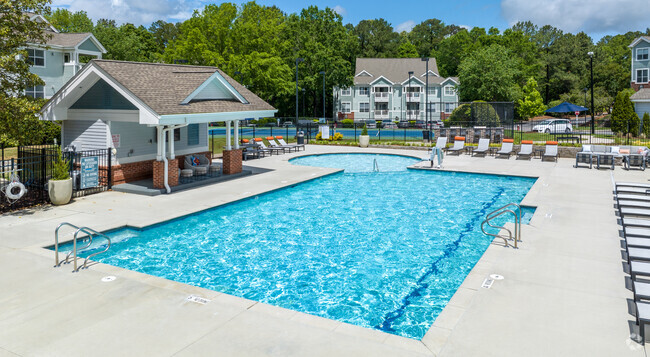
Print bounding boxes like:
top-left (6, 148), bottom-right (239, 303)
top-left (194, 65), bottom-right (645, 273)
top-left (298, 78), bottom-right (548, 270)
top-left (555, 135), bottom-right (581, 143)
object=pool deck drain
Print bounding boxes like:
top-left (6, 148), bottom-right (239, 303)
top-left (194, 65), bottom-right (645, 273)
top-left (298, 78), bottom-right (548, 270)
top-left (0, 144), bottom-right (647, 356)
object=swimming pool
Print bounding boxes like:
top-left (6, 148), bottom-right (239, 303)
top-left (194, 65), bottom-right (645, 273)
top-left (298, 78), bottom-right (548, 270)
top-left (68, 153), bottom-right (536, 339)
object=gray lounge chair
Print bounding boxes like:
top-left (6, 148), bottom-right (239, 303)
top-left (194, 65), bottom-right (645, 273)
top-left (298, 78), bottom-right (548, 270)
top-left (496, 139), bottom-right (514, 159)
top-left (446, 136), bottom-right (466, 155)
top-left (619, 200), bottom-right (650, 209)
top-left (620, 207), bottom-right (650, 219)
top-left (276, 136), bottom-right (305, 151)
top-left (517, 141), bottom-right (533, 160)
top-left (542, 141), bottom-right (558, 162)
top-left (625, 154), bottom-right (646, 171)
top-left (597, 154), bottom-right (615, 170)
top-left (575, 144), bottom-right (594, 169)
top-left (624, 218), bottom-right (650, 229)
top-left (472, 138), bottom-right (490, 157)
top-left (254, 138), bottom-right (282, 155)
top-left (618, 182), bottom-right (650, 189)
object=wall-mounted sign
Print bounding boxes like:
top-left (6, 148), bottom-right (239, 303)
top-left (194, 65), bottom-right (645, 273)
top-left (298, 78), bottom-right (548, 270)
top-left (80, 156), bottom-right (99, 189)
top-left (112, 134), bottom-right (120, 148)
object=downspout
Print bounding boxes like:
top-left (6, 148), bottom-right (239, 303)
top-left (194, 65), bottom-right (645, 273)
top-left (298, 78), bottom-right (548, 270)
top-left (161, 126), bottom-right (171, 194)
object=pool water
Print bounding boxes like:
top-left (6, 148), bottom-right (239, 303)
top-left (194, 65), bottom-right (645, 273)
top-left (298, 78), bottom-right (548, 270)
top-left (68, 154), bottom-right (536, 340)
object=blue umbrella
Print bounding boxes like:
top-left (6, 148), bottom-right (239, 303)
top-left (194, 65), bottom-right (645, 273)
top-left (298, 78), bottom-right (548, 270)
top-left (544, 102), bottom-right (588, 113)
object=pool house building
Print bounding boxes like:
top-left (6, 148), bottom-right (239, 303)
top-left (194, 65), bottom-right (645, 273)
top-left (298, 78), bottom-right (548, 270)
top-left (334, 58), bottom-right (459, 124)
top-left (40, 60), bottom-right (276, 192)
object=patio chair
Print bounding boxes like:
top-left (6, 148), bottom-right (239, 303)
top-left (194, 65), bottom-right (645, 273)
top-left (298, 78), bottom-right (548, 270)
top-left (184, 154), bottom-right (211, 174)
top-left (624, 154), bottom-right (646, 171)
top-left (516, 140), bottom-right (533, 160)
top-left (542, 141), bottom-right (558, 162)
top-left (446, 136), bottom-right (466, 155)
top-left (597, 153), bottom-right (615, 170)
top-left (574, 144), bottom-right (593, 169)
top-left (424, 137), bottom-right (447, 162)
top-left (276, 136), bottom-right (305, 151)
top-left (266, 137), bottom-right (290, 153)
top-left (471, 138), bottom-right (490, 157)
top-left (254, 138), bottom-right (284, 155)
top-left (495, 139), bottom-right (514, 159)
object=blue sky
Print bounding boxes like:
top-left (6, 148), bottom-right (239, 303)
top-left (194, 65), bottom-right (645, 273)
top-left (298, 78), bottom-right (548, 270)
top-left (52, 0), bottom-right (649, 40)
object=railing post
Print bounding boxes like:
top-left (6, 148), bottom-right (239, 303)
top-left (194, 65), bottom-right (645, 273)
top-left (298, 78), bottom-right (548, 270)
top-left (107, 147), bottom-right (112, 189)
top-left (41, 148), bottom-right (46, 199)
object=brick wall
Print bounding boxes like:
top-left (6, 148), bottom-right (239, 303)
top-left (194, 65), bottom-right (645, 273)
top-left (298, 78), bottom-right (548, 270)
top-left (152, 158), bottom-right (179, 189)
top-left (222, 149), bottom-right (242, 174)
top-left (111, 151), bottom-right (212, 185)
top-left (632, 82), bottom-right (645, 91)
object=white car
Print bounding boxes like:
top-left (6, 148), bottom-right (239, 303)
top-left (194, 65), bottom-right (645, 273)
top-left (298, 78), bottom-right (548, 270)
top-left (532, 119), bottom-right (573, 133)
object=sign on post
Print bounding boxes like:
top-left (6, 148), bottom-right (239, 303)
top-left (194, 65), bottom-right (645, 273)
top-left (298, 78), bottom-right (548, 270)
top-left (112, 134), bottom-right (120, 148)
top-left (574, 111), bottom-right (579, 116)
top-left (80, 156), bottom-right (99, 189)
top-left (319, 125), bottom-right (330, 140)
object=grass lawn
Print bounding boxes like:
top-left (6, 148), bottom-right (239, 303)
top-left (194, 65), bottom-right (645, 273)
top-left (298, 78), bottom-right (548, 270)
top-left (1, 147), bottom-right (18, 160)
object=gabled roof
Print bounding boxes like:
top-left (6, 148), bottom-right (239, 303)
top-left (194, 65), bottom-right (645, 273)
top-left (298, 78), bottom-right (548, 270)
top-left (629, 36), bottom-right (650, 48)
top-left (354, 58), bottom-right (440, 85)
top-left (631, 88), bottom-right (650, 101)
top-left (90, 60), bottom-right (275, 116)
top-left (40, 31), bottom-right (105, 52)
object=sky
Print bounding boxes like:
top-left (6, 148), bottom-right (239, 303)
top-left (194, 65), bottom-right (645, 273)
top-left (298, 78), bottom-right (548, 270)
top-left (51, 0), bottom-right (649, 40)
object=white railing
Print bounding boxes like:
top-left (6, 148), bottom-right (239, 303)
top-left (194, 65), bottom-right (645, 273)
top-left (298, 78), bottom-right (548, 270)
top-left (374, 92), bottom-right (389, 101)
top-left (406, 92), bottom-right (421, 101)
top-left (374, 110), bottom-right (389, 118)
top-left (406, 110), bottom-right (420, 119)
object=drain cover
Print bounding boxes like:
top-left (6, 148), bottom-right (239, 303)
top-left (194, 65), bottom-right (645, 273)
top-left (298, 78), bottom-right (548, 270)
top-left (481, 278), bottom-right (494, 289)
top-left (490, 274), bottom-right (504, 280)
top-left (101, 276), bottom-right (116, 282)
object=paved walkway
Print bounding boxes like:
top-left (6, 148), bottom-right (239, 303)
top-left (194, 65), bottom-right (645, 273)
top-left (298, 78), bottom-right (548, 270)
top-left (0, 145), bottom-right (647, 356)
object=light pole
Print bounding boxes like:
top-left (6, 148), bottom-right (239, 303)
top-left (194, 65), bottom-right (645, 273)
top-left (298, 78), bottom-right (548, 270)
top-left (319, 71), bottom-right (326, 120)
top-left (295, 57), bottom-right (304, 123)
top-left (421, 57), bottom-right (429, 138)
top-left (302, 88), bottom-right (306, 117)
top-left (588, 51), bottom-right (594, 135)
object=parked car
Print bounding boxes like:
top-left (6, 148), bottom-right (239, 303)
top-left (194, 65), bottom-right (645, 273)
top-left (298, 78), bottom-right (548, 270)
top-left (282, 121), bottom-right (295, 127)
top-left (532, 119), bottom-right (573, 133)
top-left (397, 121), bottom-right (410, 128)
top-left (363, 120), bottom-right (376, 129)
top-left (382, 120), bottom-right (398, 129)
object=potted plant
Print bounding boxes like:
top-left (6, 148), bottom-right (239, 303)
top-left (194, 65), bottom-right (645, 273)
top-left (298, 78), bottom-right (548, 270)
top-left (48, 149), bottom-right (72, 205)
top-left (359, 123), bottom-right (370, 148)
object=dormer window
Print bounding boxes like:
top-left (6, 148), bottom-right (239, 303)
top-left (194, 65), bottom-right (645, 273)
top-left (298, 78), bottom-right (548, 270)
top-left (444, 86), bottom-right (455, 96)
top-left (27, 49), bottom-right (44, 67)
top-left (638, 48), bottom-right (649, 61)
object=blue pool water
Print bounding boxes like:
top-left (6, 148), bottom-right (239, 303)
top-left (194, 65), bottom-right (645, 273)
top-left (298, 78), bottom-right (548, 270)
top-left (67, 154), bottom-right (536, 339)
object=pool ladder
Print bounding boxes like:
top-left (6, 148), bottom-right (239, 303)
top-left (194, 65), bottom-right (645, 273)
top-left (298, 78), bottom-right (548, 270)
top-left (54, 222), bottom-right (112, 272)
top-left (481, 203), bottom-right (522, 249)
top-left (373, 158), bottom-right (379, 172)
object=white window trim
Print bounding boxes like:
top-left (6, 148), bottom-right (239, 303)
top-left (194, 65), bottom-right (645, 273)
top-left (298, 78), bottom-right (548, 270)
top-left (359, 102), bottom-right (370, 113)
top-left (637, 48), bottom-right (649, 61)
top-left (372, 85), bottom-right (391, 93)
top-left (444, 103), bottom-right (454, 113)
top-left (341, 88), bottom-right (351, 96)
top-left (637, 68), bottom-right (649, 83)
top-left (28, 48), bottom-right (45, 68)
top-left (428, 87), bottom-right (438, 96)
top-left (444, 85), bottom-right (455, 96)
top-left (358, 87), bottom-right (370, 96)
top-left (341, 101), bottom-right (351, 113)
top-left (24, 85), bottom-right (45, 99)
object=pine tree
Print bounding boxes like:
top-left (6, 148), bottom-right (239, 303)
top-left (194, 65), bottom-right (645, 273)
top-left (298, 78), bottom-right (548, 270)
top-left (611, 90), bottom-right (638, 135)
top-left (517, 77), bottom-right (546, 120)
top-left (643, 112), bottom-right (650, 137)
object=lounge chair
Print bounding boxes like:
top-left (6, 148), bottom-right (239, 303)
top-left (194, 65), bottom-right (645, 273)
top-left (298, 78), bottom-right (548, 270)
top-left (495, 139), bottom-right (514, 159)
top-left (620, 207), bottom-right (650, 219)
top-left (252, 138), bottom-right (276, 156)
top-left (184, 154), bottom-right (211, 174)
top-left (623, 218), bottom-right (650, 229)
top-left (517, 140), bottom-right (533, 160)
top-left (446, 136), bottom-right (466, 155)
top-left (617, 182), bottom-right (650, 189)
top-left (575, 145), bottom-right (594, 169)
top-left (425, 137), bottom-right (448, 161)
top-left (624, 154), bottom-right (646, 171)
top-left (618, 200), bottom-right (650, 210)
top-left (471, 138), bottom-right (490, 157)
top-left (542, 141), bottom-right (558, 162)
top-left (616, 186), bottom-right (650, 196)
top-left (266, 136), bottom-right (291, 153)
top-left (276, 136), bottom-right (305, 151)
top-left (597, 153), bottom-right (615, 170)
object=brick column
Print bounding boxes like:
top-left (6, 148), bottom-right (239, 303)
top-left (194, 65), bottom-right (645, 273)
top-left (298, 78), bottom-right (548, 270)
top-left (152, 159), bottom-right (179, 189)
top-left (222, 149), bottom-right (243, 175)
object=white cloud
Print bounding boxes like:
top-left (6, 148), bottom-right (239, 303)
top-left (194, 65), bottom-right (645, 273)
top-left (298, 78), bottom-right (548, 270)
top-left (396, 20), bottom-right (416, 33)
top-left (501, 0), bottom-right (649, 34)
top-left (333, 5), bottom-right (346, 16)
top-left (51, 0), bottom-right (200, 25)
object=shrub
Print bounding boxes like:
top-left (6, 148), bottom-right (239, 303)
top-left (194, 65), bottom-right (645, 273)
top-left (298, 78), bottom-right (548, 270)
top-left (361, 124), bottom-right (368, 135)
top-left (342, 119), bottom-right (353, 128)
top-left (52, 148), bottom-right (70, 181)
top-left (448, 101), bottom-right (500, 127)
top-left (643, 113), bottom-right (650, 137)
top-left (315, 132), bottom-right (344, 141)
top-left (611, 89), bottom-right (638, 135)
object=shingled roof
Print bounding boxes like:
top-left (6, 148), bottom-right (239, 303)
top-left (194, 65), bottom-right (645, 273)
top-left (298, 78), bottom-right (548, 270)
top-left (42, 30), bottom-right (94, 48)
top-left (92, 60), bottom-right (275, 116)
top-left (354, 58), bottom-right (457, 85)
top-left (631, 88), bottom-right (650, 101)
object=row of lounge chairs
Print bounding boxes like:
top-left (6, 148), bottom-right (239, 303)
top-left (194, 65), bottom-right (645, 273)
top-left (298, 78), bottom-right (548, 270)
top-left (241, 136), bottom-right (305, 160)
top-left (427, 137), bottom-right (559, 162)
top-left (613, 182), bottom-right (650, 342)
top-left (575, 145), bottom-right (649, 170)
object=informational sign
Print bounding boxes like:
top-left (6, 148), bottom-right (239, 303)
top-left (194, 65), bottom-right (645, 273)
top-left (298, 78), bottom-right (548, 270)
top-left (80, 156), bottom-right (99, 189)
top-left (574, 111), bottom-right (579, 117)
top-left (112, 134), bottom-right (120, 148)
top-left (319, 125), bottom-right (330, 140)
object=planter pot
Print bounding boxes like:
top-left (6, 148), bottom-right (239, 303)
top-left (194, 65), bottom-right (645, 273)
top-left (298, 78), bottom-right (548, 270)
top-left (48, 178), bottom-right (72, 205)
top-left (359, 135), bottom-right (370, 148)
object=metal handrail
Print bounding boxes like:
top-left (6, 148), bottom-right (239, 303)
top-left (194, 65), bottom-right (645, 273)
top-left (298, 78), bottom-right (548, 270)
top-left (481, 213), bottom-right (512, 248)
top-left (63, 228), bottom-right (93, 267)
top-left (486, 203), bottom-right (522, 241)
top-left (78, 227), bottom-right (111, 271)
top-left (54, 222), bottom-right (80, 266)
top-left (373, 158), bottom-right (379, 172)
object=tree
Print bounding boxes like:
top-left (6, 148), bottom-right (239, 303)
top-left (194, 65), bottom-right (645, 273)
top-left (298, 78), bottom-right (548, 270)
top-left (643, 112), bottom-right (650, 138)
top-left (397, 40), bottom-right (418, 58)
top-left (517, 77), bottom-right (546, 119)
top-left (611, 89), bottom-right (639, 135)
top-left (447, 101), bottom-right (500, 127)
top-left (46, 8), bottom-right (93, 33)
top-left (457, 44), bottom-right (522, 102)
top-left (353, 19), bottom-right (400, 58)
top-left (148, 20), bottom-right (180, 54)
top-left (408, 19), bottom-right (448, 57)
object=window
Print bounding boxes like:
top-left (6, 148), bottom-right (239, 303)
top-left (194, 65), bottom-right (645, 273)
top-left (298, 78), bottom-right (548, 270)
top-left (174, 128), bottom-right (181, 141)
top-left (444, 103), bottom-right (454, 113)
top-left (24, 85), bottom-right (44, 99)
top-left (341, 88), bottom-right (351, 96)
top-left (638, 48), bottom-right (649, 61)
top-left (341, 102), bottom-right (351, 113)
top-left (637, 69), bottom-right (649, 83)
top-left (187, 124), bottom-right (199, 145)
top-left (359, 87), bottom-right (369, 96)
top-left (428, 87), bottom-right (438, 96)
top-left (64, 53), bottom-right (72, 63)
top-left (444, 86), bottom-right (455, 96)
top-left (27, 49), bottom-right (44, 67)
top-left (427, 103), bottom-right (437, 113)
top-left (359, 103), bottom-right (369, 113)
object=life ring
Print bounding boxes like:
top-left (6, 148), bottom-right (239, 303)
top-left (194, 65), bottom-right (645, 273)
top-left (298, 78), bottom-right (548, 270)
top-left (5, 181), bottom-right (26, 200)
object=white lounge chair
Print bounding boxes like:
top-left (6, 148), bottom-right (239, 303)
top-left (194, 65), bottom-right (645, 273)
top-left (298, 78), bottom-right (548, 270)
top-left (542, 141), bottom-right (558, 162)
top-left (276, 136), bottom-right (305, 151)
top-left (471, 138), bottom-right (490, 157)
top-left (424, 137), bottom-right (447, 163)
top-left (496, 139), bottom-right (514, 159)
top-left (517, 140), bottom-right (533, 160)
top-left (446, 136), bottom-right (466, 155)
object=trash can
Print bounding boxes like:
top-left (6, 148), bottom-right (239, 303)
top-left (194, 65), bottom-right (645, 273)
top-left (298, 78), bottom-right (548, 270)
top-left (297, 131), bottom-right (305, 145)
top-left (422, 130), bottom-right (430, 141)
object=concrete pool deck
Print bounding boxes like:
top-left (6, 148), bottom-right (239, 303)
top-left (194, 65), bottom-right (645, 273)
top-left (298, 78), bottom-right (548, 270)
top-left (0, 144), bottom-right (646, 356)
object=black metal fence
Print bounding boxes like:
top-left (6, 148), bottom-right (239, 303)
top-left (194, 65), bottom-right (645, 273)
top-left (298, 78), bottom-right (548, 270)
top-left (0, 145), bottom-right (112, 213)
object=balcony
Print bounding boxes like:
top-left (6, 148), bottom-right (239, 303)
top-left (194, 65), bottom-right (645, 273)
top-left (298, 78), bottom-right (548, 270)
top-left (374, 109), bottom-right (389, 119)
top-left (406, 92), bottom-right (421, 102)
top-left (406, 110), bottom-right (420, 119)
top-left (374, 92), bottom-right (389, 102)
